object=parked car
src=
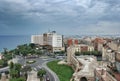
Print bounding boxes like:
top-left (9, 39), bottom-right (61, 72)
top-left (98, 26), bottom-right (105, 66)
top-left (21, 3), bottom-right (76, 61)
top-left (46, 76), bottom-right (50, 81)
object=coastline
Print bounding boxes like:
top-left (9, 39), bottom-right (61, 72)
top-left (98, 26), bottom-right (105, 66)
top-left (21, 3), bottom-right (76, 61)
top-left (0, 35), bottom-right (30, 52)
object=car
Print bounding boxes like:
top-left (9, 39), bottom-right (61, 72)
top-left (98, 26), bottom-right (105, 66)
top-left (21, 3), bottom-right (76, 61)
top-left (46, 76), bottom-right (50, 81)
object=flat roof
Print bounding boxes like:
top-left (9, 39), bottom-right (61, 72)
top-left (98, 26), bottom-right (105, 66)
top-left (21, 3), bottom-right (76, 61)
top-left (76, 56), bottom-right (98, 77)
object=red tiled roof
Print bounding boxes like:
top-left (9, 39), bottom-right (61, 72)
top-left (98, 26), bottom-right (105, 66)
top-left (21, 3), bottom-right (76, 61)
top-left (93, 38), bottom-right (105, 44)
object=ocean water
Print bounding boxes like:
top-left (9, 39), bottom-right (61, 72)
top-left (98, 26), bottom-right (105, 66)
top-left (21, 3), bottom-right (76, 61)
top-left (0, 35), bottom-right (31, 52)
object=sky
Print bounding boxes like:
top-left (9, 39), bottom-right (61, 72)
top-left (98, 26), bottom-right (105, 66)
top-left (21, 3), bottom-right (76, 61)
top-left (0, 0), bottom-right (120, 35)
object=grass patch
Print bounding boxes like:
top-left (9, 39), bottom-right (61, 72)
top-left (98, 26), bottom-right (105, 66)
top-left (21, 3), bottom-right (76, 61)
top-left (26, 60), bottom-right (36, 64)
top-left (10, 77), bottom-right (26, 81)
top-left (47, 60), bottom-right (74, 81)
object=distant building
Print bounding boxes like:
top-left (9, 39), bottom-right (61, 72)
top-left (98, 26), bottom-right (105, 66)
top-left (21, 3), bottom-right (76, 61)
top-left (74, 44), bottom-right (94, 53)
top-left (31, 35), bottom-right (43, 45)
top-left (67, 39), bottom-right (78, 46)
top-left (92, 38), bottom-right (105, 52)
top-left (67, 46), bottom-right (98, 81)
top-left (31, 31), bottom-right (64, 52)
top-left (44, 31), bottom-right (63, 52)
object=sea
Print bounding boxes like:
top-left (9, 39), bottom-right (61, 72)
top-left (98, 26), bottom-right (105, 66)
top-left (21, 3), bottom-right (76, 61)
top-left (0, 35), bottom-right (31, 52)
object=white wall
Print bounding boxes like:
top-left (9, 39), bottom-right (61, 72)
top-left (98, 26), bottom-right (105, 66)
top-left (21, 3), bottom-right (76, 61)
top-left (31, 35), bottom-right (43, 45)
top-left (47, 34), bottom-right (62, 47)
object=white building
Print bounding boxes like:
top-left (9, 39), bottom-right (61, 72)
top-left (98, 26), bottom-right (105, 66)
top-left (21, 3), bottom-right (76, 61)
top-left (48, 33), bottom-right (62, 47)
top-left (46, 31), bottom-right (63, 52)
top-left (0, 54), bottom-right (3, 60)
top-left (31, 35), bottom-right (43, 45)
top-left (31, 31), bottom-right (64, 52)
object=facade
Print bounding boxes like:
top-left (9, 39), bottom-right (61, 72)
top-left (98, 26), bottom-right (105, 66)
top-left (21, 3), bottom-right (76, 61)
top-left (67, 46), bottom-right (97, 81)
top-left (67, 39), bottom-right (78, 46)
top-left (102, 48), bottom-right (116, 67)
top-left (107, 41), bottom-right (118, 51)
top-left (74, 44), bottom-right (94, 53)
top-left (94, 67), bottom-right (117, 81)
top-left (47, 33), bottom-right (62, 47)
top-left (115, 52), bottom-right (120, 73)
top-left (31, 35), bottom-right (43, 45)
top-left (92, 38), bottom-right (105, 52)
top-left (67, 44), bottom-right (118, 81)
top-left (31, 31), bottom-right (63, 52)
top-left (102, 39), bottom-right (120, 81)
top-left (44, 31), bottom-right (63, 52)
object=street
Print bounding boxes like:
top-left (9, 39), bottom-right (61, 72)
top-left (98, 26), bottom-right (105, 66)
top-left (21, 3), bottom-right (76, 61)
top-left (17, 56), bottom-right (59, 81)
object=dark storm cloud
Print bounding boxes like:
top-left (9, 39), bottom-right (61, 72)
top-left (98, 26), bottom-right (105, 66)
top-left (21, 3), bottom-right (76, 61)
top-left (0, 0), bottom-right (120, 35)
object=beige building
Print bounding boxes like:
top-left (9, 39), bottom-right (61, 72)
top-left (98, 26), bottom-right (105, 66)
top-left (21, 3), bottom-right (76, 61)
top-left (73, 44), bottom-right (94, 53)
top-left (94, 67), bottom-right (117, 81)
top-left (67, 44), bottom-right (118, 81)
top-left (102, 47), bottom-right (116, 67)
top-left (116, 52), bottom-right (120, 73)
top-left (67, 46), bottom-right (98, 81)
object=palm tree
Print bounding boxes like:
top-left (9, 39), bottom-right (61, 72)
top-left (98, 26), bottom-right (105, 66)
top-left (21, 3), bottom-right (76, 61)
top-left (37, 69), bottom-right (46, 81)
top-left (21, 65), bottom-right (32, 79)
top-left (10, 69), bottom-right (19, 78)
top-left (3, 48), bottom-right (8, 54)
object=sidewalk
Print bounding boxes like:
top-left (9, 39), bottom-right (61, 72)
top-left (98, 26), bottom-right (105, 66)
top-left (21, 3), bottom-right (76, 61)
top-left (0, 73), bottom-right (9, 81)
top-left (27, 70), bottom-right (40, 81)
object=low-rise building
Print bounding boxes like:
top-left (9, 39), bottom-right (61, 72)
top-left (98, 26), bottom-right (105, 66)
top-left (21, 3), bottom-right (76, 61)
top-left (92, 38), bottom-right (105, 52)
top-left (94, 67), bottom-right (117, 81)
top-left (67, 39), bottom-right (78, 46)
top-left (115, 52), bottom-right (120, 73)
top-left (67, 46), bottom-right (97, 81)
top-left (74, 44), bottom-right (94, 53)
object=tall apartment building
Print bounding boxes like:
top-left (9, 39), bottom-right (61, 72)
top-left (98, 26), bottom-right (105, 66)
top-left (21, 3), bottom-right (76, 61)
top-left (31, 31), bottom-right (64, 52)
top-left (31, 35), bottom-right (43, 45)
top-left (44, 31), bottom-right (63, 52)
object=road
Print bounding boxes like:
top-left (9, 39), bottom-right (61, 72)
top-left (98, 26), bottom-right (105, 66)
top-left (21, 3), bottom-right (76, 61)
top-left (17, 56), bottom-right (59, 81)
top-left (0, 66), bottom-right (9, 73)
top-left (0, 55), bottom-right (60, 81)
top-left (42, 62), bottom-right (60, 81)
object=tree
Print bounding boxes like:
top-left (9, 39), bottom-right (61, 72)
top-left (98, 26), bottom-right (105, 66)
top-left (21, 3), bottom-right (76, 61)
top-left (36, 50), bottom-right (42, 56)
top-left (29, 43), bottom-right (36, 49)
top-left (37, 69), bottom-right (46, 81)
top-left (10, 77), bottom-right (25, 81)
top-left (75, 51), bottom-right (80, 56)
top-left (21, 65), bottom-right (32, 79)
top-left (9, 63), bottom-right (22, 78)
top-left (10, 69), bottom-right (19, 78)
top-left (0, 60), bottom-right (4, 67)
top-left (37, 69), bottom-right (46, 78)
top-left (3, 48), bottom-right (8, 54)
top-left (17, 77), bottom-right (26, 81)
top-left (21, 65), bottom-right (32, 73)
top-left (14, 63), bottom-right (21, 72)
top-left (9, 62), bottom-right (14, 69)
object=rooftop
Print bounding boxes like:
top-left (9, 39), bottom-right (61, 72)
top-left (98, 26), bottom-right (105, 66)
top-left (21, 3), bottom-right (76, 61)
top-left (76, 56), bottom-right (98, 77)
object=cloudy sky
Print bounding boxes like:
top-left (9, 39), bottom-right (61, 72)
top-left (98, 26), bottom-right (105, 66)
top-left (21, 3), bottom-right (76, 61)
top-left (0, 0), bottom-right (120, 35)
